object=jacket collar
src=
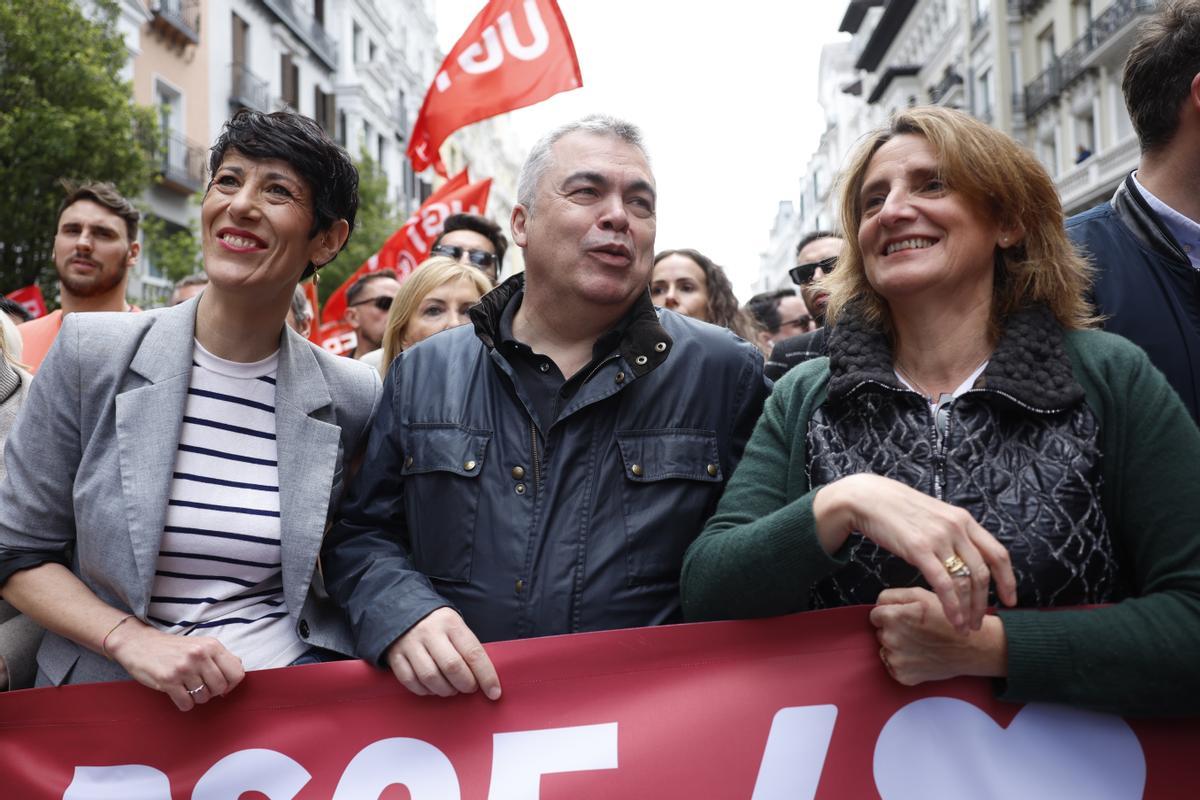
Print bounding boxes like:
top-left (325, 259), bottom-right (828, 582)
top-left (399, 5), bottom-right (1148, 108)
top-left (128, 297), bottom-right (331, 414)
top-left (1111, 172), bottom-right (1192, 267)
top-left (469, 273), bottom-right (673, 378)
top-left (117, 295), bottom-right (336, 615)
top-left (826, 303), bottom-right (1085, 411)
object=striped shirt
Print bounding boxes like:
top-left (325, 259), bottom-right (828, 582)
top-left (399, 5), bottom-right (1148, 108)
top-left (147, 341), bottom-right (306, 670)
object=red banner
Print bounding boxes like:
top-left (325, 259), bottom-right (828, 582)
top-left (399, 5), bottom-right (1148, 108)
top-left (1, 607), bottom-right (1195, 798)
top-left (408, 0), bottom-right (582, 176)
top-left (314, 319), bottom-right (357, 357)
top-left (319, 170), bottom-right (491, 326)
top-left (5, 284), bottom-right (47, 320)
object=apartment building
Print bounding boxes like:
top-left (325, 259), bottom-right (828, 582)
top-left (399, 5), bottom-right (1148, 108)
top-left (82, 0), bottom-right (531, 303)
top-left (759, 0), bottom-right (1157, 291)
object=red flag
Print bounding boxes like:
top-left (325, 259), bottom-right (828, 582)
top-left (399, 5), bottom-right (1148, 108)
top-left (408, 0), bottom-right (582, 176)
top-left (319, 171), bottom-right (493, 326)
top-left (5, 285), bottom-right (47, 320)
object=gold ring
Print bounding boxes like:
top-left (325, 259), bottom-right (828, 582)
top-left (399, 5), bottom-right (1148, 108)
top-left (943, 554), bottom-right (971, 578)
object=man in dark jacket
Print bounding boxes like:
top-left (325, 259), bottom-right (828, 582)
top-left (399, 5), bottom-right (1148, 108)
top-left (1067, 0), bottom-right (1200, 425)
top-left (765, 231), bottom-right (844, 381)
top-left (322, 115), bottom-right (767, 700)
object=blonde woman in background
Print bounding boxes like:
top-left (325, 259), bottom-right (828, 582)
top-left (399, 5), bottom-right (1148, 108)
top-left (361, 256), bottom-right (492, 375)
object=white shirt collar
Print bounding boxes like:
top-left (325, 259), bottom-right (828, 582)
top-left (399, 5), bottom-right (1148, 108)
top-left (1131, 171), bottom-right (1200, 268)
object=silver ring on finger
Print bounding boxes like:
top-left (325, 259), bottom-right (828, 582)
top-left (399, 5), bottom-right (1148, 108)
top-left (186, 683), bottom-right (207, 696)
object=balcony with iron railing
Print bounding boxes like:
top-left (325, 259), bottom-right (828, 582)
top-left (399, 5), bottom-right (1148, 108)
top-left (230, 63), bottom-right (270, 111)
top-left (158, 130), bottom-right (206, 194)
top-left (261, 0), bottom-right (338, 70)
top-left (1013, 0), bottom-right (1049, 17)
top-left (150, 0), bottom-right (200, 46)
top-left (928, 67), bottom-right (963, 105)
top-left (1083, 0), bottom-right (1157, 68)
top-left (1024, 0), bottom-right (1156, 117)
top-left (1024, 28), bottom-right (1094, 116)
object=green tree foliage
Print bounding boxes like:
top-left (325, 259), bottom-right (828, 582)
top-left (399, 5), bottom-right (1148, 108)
top-left (140, 213), bottom-right (201, 285)
top-left (0, 0), bottom-right (157, 294)
top-left (318, 149), bottom-right (403, 305)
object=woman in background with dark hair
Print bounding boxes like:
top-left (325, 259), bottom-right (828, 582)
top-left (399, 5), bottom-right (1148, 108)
top-left (0, 110), bottom-right (379, 710)
top-left (651, 248), bottom-right (761, 343)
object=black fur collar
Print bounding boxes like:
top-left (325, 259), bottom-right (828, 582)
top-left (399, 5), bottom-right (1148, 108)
top-left (826, 303), bottom-right (1084, 411)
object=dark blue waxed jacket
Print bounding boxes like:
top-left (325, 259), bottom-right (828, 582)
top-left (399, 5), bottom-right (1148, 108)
top-left (322, 275), bottom-right (768, 662)
top-left (1068, 174), bottom-right (1200, 426)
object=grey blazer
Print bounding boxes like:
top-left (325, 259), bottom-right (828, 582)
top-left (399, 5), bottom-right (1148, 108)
top-left (0, 299), bottom-right (381, 686)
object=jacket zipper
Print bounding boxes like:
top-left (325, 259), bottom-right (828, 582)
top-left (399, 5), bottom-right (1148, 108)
top-left (851, 380), bottom-right (1069, 500)
top-left (529, 418), bottom-right (541, 492)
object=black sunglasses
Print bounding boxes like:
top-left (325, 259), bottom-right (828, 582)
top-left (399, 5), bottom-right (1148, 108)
top-left (789, 256), bottom-right (838, 286)
top-left (432, 244), bottom-right (498, 269)
top-left (780, 314), bottom-right (815, 330)
top-left (347, 295), bottom-right (393, 312)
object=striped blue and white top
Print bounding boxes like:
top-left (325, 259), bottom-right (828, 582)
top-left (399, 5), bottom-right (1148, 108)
top-left (147, 341), bottom-right (306, 670)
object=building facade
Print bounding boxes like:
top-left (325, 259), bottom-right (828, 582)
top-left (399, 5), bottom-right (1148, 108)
top-left (78, 0), bottom-right (528, 305)
top-left (759, 0), bottom-right (1157, 291)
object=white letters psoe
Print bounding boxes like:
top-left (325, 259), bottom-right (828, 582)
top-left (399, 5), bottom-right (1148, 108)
top-left (331, 738), bottom-right (461, 800)
top-left (487, 722), bottom-right (619, 800)
top-left (192, 750), bottom-right (311, 800)
top-left (874, 697), bottom-right (1146, 799)
top-left (63, 765), bottom-right (172, 800)
top-left (750, 705), bottom-right (839, 800)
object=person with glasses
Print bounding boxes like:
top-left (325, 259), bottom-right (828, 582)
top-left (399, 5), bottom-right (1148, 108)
top-left (360, 256), bottom-right (492, 375)
top-left (430, 213), bottom-right (508, 285)
top-left (792, 232), bottom-right (843, 327)
top-left (344, 269), bottom-right (401, 359)
top-left (745, 289), bottom-right (817, 357)
top-left (683, 107), bottom-right (1200, 717)
top-left (764, 232), bottom-right (845, 381)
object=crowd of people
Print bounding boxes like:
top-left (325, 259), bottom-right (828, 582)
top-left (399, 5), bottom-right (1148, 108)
top-left (0, 0), bottom-right (1197, 722)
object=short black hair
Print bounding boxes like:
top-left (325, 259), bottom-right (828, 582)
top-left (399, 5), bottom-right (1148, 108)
top-left (433, 213), bottom-right (508, 269)
top-left (1123, 0), bottom-right (1200, 152)
top-left (58, 181), bottom-right (140, 241)
top-left (746, 289), bottom-right (797, 334)
top-left (346, 269), bottom-right (398, 306)
top-left (209, 109), bottom-right (359, 278)
top-left (796, 230), bottom-right (841, 258)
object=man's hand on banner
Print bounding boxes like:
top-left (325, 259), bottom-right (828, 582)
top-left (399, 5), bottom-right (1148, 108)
top-left (870, 587), bottom-right (1008, 686)
top-left (385, 607), bottom-right (501, 701)
top-left (106, 621), bottom-right (245, 712)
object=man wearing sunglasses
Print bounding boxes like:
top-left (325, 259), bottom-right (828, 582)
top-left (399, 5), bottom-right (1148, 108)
top-left (430, 213), bottom-right (507, 285)
top-left (765, 231), bottom-right (844, 382)
top-left (344, 269), bottom-right (401, 359)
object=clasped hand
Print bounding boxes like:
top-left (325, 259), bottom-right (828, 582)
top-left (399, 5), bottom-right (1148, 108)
top-left (814, 474), bottom-right (1018, 633)
top-left (105, 620), bottom-right (245, 711)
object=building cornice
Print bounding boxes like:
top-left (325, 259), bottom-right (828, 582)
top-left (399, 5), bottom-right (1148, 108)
top-left (855, 0), bottom-right (918, 72)
top-left (840, 0), bottom-right (885, 33)
top-left (867, 64), bottom-right (920, 103)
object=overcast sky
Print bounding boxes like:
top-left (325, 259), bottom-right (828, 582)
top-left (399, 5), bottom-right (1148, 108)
top-left (433, 1), bottom-right (850, 298)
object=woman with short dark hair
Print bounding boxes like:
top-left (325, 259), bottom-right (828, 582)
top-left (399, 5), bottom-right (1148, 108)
top-left (0, 110), bottom-right (379, 710)
top-left (682, 107), bottom-right (1200, 716)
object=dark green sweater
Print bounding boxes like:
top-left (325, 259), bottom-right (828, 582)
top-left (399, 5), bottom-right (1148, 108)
top-left (682, 328), bottom-right (1200, 716)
